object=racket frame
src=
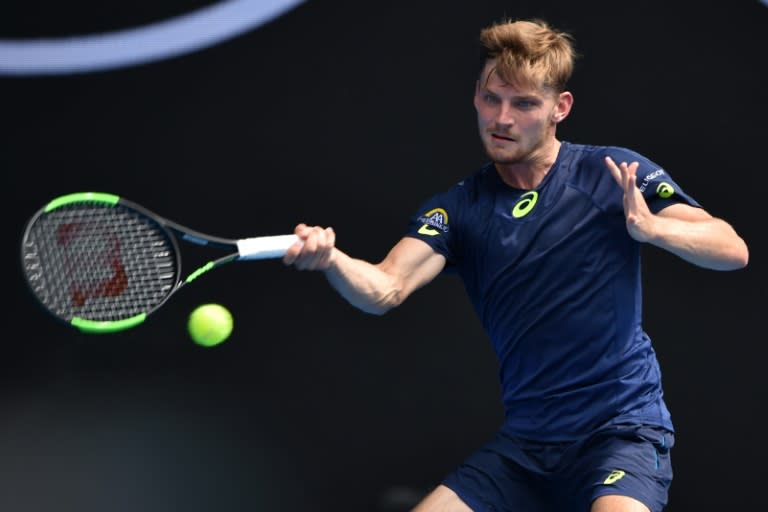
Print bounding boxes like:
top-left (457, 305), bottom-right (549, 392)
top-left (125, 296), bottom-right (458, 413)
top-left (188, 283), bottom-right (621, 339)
top-left (21, 192), bottom-right (294, 334)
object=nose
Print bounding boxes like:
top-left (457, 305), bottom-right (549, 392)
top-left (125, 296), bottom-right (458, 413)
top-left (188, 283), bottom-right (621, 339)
top-left (496, 102), bottom-right (515, 126)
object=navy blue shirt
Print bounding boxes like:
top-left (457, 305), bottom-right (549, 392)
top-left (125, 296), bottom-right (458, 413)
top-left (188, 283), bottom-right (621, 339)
top-left (405, 141), bottom-right (699, 442)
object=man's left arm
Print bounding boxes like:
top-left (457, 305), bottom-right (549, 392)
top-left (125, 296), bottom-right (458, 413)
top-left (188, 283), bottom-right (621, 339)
top-left (605, 156), bottom-right (749, 271)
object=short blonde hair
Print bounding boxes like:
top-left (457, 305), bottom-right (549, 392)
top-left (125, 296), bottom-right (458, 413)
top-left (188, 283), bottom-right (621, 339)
top-left (479, 18), bottom-right (576, 93)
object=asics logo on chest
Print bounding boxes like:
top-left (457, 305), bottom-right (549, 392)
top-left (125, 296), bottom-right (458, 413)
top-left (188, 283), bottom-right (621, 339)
top-left (511, 191), bottom-right (539, 218)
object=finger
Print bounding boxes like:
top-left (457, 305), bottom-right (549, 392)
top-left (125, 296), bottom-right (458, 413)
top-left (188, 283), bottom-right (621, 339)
top-left (282, 242), bottom-right (303, 266)
top-left (304, 227), bottom-right (328, 270)
top-left (293, 227), bottom-right (317, 270)
top-left (318, 227), bottom-right (336, 268)
top-left (604, 156), bottom-right (623, 185)
top-left (287, 224), bottom-right (318, 268)
top-left (299, 226), bottom-right (330, 270)
top-left (622, 161), bottom-right (640, 191)
top-left (294, 223), bottom-right (311, 240)
top-left (620, 161), bottom-right (641, 210)
top-left (283, 224), bottom-right (307, 265)
top-left (626, 161), bottom-right (640, 183)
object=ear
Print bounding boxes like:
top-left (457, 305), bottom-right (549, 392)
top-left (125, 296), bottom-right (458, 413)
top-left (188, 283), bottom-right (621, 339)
top-left (553, 91), bottom-right (574, 123)
top-left (473, 80), bottom-right (481, 110)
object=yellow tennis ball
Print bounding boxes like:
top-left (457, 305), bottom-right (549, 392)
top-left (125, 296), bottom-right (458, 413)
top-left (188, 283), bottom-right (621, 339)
top-left (187, 303), bottom-right (233, 347)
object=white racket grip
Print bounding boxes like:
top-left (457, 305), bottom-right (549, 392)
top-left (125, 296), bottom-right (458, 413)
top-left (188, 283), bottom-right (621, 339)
top-left (237, 234), bottom-right (301, 260)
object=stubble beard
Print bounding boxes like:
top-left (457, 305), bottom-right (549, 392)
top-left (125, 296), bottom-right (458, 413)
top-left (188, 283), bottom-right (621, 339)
top-left (483, 138), bottom-right (526, 166)
top-left (482, 127), bottom-right (552, 167)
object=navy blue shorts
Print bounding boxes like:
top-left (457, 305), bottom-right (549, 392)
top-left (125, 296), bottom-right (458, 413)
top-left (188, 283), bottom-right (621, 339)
top-left (442, 424), bottom-right (674, 512)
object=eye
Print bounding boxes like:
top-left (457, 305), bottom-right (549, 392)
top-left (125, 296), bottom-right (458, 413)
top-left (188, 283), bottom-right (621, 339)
top-left (514, 99), bottom-right (537, 109)
top-left (483, 93), bottom-right (501, 105)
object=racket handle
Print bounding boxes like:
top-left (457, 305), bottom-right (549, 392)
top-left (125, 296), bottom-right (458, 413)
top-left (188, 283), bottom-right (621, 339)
top-left (237, 234), bottom-right (301, 259)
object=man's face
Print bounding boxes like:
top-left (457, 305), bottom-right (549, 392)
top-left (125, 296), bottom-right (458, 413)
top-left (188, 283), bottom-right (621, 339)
top-left (473, 63), bottom-right (560, 166)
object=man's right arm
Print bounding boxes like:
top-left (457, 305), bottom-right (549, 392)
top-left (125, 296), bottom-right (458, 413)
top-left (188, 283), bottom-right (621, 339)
top-left (283, 224), bottom-right (446, 315)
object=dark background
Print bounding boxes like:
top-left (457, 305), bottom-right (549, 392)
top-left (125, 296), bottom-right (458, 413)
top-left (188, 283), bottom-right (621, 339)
top-left (2, 1), bottom-right (766, 510)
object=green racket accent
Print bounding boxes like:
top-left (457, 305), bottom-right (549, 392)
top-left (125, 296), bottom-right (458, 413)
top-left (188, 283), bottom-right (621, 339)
top-left (21, 192), bottom-right (263, 334)
top-left (186, 261), bottom-right (216, 283)
top-left (22, 196), bottom-right (180, 329)
top-left (45, 192), bottom-right (120, 212)
top-left (72, 313), bottom-right (147, 333)
top-left (185, 254), bottom-right (237, 283)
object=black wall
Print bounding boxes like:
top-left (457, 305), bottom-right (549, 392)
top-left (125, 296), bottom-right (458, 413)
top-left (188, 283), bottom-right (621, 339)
top-left (2, 1), bottom-right (766, 510)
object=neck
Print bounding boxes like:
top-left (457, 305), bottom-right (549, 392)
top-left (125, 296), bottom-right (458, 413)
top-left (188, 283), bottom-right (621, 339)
top-left (496, 139), bottom-right (562, 190)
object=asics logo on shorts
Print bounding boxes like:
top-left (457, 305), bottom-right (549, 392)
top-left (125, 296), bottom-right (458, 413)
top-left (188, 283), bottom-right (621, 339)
top-left (603, 469), bottom-right (626, 485)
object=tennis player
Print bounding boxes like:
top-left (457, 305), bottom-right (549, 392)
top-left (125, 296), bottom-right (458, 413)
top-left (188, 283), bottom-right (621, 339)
top-left (283, 17), bottom-right (749, 512)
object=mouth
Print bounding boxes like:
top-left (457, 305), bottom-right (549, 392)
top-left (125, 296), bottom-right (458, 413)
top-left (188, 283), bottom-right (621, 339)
top-left (491, 133), bottom-right (515, 142)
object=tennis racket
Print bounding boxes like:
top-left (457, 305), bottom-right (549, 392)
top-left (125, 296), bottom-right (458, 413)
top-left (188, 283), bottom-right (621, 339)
top-left (20, 192), bottom-right (300, 333)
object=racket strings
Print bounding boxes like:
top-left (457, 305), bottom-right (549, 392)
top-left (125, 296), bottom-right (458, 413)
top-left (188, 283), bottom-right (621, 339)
top-left (22, 203), bottom-right (179, 322)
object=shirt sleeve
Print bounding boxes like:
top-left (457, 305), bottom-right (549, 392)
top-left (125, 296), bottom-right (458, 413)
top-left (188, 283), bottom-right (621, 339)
top-left (604, 146), bottom-right (702, 213)
top-left (403, 187), bottom-right (460, 266)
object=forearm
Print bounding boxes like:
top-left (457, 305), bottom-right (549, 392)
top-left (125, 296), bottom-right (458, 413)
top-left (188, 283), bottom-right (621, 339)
top-left (647, 216), bottom-right (749, 271)
top-left (323, 249), bottom-right (402, 315)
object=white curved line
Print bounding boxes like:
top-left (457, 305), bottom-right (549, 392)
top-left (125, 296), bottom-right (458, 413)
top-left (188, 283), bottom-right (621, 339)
top-left (0, 0), bottom-right (305, 75)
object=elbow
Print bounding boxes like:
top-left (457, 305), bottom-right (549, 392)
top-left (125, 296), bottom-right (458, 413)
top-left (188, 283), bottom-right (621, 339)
top-left (733, 245), bottom-right (749, 270)
top-left (359, 302), bottom-right (396, 316)
top-left (717, 241), bottom-right (749, 271)
top-left (359, 290), bottom-right (405, 316)
top-left (731, 237), bottom-right (750, 270)
top-left (362, 306), bottom-right (392, 316)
